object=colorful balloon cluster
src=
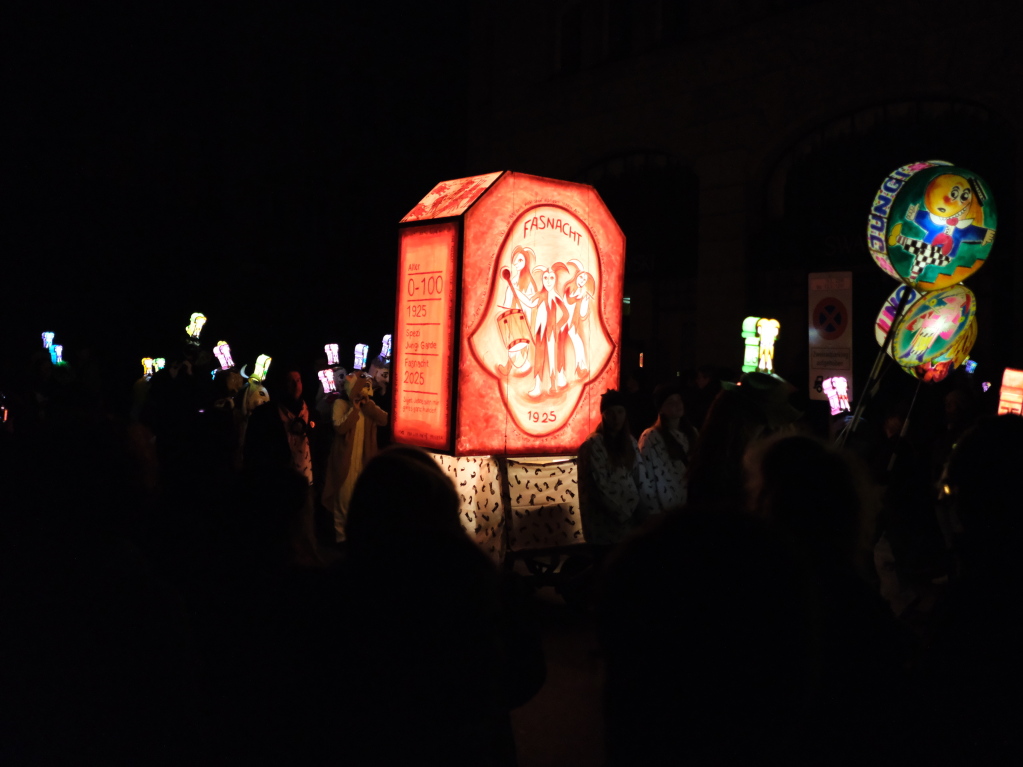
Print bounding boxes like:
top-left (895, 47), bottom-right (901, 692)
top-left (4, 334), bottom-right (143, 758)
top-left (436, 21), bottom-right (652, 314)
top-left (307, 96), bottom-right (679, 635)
top-left (867, 160), bottom-right (997, 382)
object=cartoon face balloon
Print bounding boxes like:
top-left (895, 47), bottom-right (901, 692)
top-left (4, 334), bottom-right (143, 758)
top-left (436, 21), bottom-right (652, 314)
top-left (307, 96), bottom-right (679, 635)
top-left (867, 161), bottom-right (996, 291)
top-left (890, 284), bottom-right (978, 383)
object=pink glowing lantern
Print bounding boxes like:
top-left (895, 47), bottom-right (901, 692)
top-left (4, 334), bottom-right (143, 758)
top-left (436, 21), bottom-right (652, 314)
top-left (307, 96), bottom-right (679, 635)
top-left (318, 369), bottom-right (337, 394)
top-left (325, 343), bottom-right (340, 366)
top-left (213, 341), bottom-right (235, 370)
top-left (822, 376), bottom-right (852, 416)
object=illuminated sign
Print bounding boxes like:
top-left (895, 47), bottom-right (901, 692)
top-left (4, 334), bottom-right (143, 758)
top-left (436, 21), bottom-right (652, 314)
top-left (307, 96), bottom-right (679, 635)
top-left (809, 272), bottom-right (853, 402)
top-left (867, 161), bottom-right (997, 291)
top-left (325, 343), bottom-right (339, 366)
top-left (318, 368), bottom-right (337, 393)
top-left (394, 171), bottom-right (625, 456)
top-left (354, 344), bottom-right (369, 370)
top-left (213, 341), bottom-right (234, 370)
top-left (185, 312), bottom-right (207, 339)
top-left (998, 368), bottom-right (1023, 416)
top-left (741, 316), bottom-right (779, 374)
top-left (42, 332), bottom-right (55, 349)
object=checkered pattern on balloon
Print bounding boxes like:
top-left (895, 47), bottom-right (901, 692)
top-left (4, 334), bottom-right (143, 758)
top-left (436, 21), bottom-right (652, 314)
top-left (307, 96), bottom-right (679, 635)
top-left (867, 161), bottom-right (997, 383)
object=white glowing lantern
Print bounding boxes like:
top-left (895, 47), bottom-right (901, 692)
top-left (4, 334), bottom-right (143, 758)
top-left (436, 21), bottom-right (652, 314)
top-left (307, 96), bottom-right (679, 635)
top-left (354, 344), bottom-right (369, 370)
top-left (822, 376), bottom-right (852, 416)
top-left (153, 358), bottom-right (166, 372)
top-left (253, 354), bottom-right (272, 383)
top-left (380, 334), bottom-right (393, 363)
top-left (318, 368), bottom-right (336, 394)
top-left (325, 343), bottom-right (340, 366)
top-left (185, 312), bottom-right (207, 339)
top-left (756, 318), bottom-right (780, 374)
top-left (51, 345), bottom-right (63, 365)
top-left (141, 357), bottom-right (155, 378)
top-left (42, 332), bottom-right (55, 349)
top-left (213, 340), bottom-right (234, 370)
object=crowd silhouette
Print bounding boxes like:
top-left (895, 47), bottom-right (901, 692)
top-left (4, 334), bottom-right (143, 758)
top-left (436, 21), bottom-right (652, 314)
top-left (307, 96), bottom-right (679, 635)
top-left (2, 337), bottom-right (1020, 764)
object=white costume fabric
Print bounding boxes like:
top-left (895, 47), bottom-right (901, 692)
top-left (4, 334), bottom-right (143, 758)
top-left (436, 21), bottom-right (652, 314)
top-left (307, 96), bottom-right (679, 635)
top-left (638, 425), bottom-right (690, 513)
top-left (577, 431), bottom-right (655, 545)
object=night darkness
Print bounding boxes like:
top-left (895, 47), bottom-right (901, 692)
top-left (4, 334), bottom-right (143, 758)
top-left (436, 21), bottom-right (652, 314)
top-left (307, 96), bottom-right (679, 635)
top-left (5, 3), bottom-right (469, 399)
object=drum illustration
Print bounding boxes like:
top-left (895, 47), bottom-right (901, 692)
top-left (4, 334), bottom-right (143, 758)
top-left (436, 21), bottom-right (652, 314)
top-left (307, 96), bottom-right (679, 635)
top-left (498, 307), bottom-right (531, 354)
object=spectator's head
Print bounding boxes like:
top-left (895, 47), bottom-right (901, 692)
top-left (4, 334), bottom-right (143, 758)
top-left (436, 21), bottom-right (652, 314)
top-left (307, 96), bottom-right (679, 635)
top-left (347, 446), bottom-right (463, 553)
top-left (748, 434), bottom-right (864, 560)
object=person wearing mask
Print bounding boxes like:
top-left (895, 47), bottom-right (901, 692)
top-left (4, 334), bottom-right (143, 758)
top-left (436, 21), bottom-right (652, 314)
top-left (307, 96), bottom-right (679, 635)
top-left (321, 372), bottom-right (388, 543)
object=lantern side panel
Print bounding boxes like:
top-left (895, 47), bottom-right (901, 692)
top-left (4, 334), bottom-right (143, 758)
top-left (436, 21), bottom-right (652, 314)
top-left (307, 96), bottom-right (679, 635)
top-left (392, 222), bottom-right (459, 452)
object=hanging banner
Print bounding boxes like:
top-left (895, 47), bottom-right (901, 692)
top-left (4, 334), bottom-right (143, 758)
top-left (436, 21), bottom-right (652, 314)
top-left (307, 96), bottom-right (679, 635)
top-left (808, 271), bottom-right (853, 402)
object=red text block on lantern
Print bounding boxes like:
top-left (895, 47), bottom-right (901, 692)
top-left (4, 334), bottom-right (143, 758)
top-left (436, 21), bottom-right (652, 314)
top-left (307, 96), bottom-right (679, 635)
top-left (392, 222), bottom-right (459, 451)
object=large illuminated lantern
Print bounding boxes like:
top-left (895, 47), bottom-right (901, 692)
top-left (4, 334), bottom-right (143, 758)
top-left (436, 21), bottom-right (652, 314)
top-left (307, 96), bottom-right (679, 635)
top-left (394, 171), bottom-right (625, 456)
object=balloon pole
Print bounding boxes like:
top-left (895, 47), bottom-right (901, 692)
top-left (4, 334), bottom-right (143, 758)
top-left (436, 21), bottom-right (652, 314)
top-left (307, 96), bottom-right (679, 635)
top-left (887, 379), bottom-right (922, 472)
top-left (837, 285), bottom-right (913, 448)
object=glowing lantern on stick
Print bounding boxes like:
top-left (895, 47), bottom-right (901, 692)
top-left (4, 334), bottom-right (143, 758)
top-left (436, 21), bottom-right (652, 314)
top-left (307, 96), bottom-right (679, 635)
top-left (741, 317), bottom-right (760, 373)
top-left (252, 354), bottom-right (271, 383)
top-left (394, 171), bottom-right (625, 455)
top-left (185, 312), bottom-right (207, 339)
top-left (822, 376), bottom-right (852, 416)
top-left (997, 368), bottom-right (1023, 416)
top-left (890, 284), bottom-right (978, 383)
top-left (318, 368), bottom-right (336, 394)
top-left (213, 341), bottom-right (234, 370)
top-left (867, 161), bottom-right (997, 291)
top-left (141, 358), bottom-right (155, 378)
top-left (354, 344), bottom-right (369, 370)
top-left (42, 332), bottom-right (55, 349)
top-left (50, 345), bottom-right (63, 365)
top-left (740, 317), bottom-right (779, 374)
top-left (380, 334), bottom-right (392, 363)
top-left (325, 343), bottom-right (339, 366)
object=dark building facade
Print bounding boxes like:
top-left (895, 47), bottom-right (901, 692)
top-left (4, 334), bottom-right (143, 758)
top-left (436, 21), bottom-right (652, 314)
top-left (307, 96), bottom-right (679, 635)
top-left (463, 0), bottom-right (1022, 392)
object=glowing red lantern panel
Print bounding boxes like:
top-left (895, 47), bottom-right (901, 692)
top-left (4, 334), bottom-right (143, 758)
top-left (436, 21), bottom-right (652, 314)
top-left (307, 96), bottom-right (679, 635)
top-left (392, 222), bottom-right (459, 451)
top-left (393, 172), bottom-right (625, 456)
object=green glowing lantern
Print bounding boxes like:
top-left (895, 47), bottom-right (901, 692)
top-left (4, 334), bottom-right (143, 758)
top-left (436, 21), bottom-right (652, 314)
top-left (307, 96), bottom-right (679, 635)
top-left (867, 161), bottom-right (997, 291)
top-left (253, 354), bottom-right (272, 383)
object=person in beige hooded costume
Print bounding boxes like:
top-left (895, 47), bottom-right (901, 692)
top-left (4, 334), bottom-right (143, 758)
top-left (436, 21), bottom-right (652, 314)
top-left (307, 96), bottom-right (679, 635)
top-left (322, 371), bottom-right (389, 542)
